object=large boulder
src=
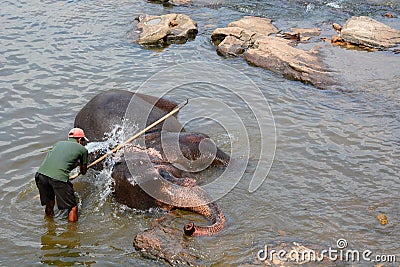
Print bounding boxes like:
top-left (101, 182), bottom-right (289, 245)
top-left (130, 14), bottom-right (198, 45)
top-left (341, 16), bottom-right (400, 49)
top-left (243, 36), bottom-right (332, 89)
top-left (211, 16), bottom-right (333, 89)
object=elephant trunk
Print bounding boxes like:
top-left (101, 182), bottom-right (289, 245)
top-left (183, 202), bottom-right (226, 236)
top-left (214, 147), bottom-right (230, 166)
top-left (157, 168), bottom-right (226, 236)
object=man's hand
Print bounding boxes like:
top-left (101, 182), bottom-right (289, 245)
top-left (80, 163), bottom-right (87, 175)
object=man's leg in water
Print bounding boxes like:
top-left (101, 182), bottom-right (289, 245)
top-left (68, 206), bottom-right (78, 222)
top-left (45, 199), bottom-right (55, 217)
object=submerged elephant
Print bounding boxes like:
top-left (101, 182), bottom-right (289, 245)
top-left (74, 89), bottom-right (230, 237)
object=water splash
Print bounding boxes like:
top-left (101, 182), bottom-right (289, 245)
top-left (83, 123), bottom-right (139, 210)
top-left (85, 124), bottom-right (126, 154)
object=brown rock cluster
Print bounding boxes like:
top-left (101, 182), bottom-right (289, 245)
top-left (211, 16), bottom-right (333, 89)
top-left (135, 0), bottom-right (400, 90)
top-left (211, 15), bottom-right (400, 89)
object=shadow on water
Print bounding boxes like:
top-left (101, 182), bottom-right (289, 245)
top-left (40, 219), bottom-right (95, 266)
top-left (40, 221), bottom-right (96, 266)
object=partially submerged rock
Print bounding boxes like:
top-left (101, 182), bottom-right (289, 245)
top-left (211, 16), bottom-right (279, 52)
top-left (211, 27), bottom-right (254, 56)
top-left (219, 35), bottom-right (247, 56)
top-left (341, 16), bottom-right (400, 49)
top-left (227, 16), bottom-right (279, 36)
top-left (134, 223), bottom-right (201, 266)
top-left (211, 27), bottom-right (253, 45)
top-left (148, 0), bottom-right (192, 5)
top-left (279, 28), bottom-right (321, 42)
top-left (376, 214), bottom-right (388, 225)
top-left (131, 14), bottom-right (198, 46)
top-left (168, 0), bottom-right (191, 4)
top-left (290, 27), bottom-right (321, 37)
top-left (243, 36), bottom-right (332, 89)
top-left (211, 16), bottom-right (333, 89)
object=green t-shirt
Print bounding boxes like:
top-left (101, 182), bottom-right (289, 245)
top-left (38, 139), bottom-right (88, 182)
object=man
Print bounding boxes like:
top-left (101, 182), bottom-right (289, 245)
top-left (35, 128), bottom-right (89, 222)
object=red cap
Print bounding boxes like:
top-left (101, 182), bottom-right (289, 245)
top-left (68, 128), bottom-right (89, 141)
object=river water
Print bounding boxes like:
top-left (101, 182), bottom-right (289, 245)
top-left (1, 0), bottom-right (399, 266)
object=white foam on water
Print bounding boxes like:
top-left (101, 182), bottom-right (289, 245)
top-left (326, 1), bottom-right (342, 9)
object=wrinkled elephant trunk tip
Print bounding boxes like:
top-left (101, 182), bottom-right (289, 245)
top-left (184, 222), bottom-right (195, 236)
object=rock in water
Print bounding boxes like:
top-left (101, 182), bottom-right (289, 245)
top-left (134, 224), bottom-right (201, 266)
top-left (211, 16), bottom-right (333, 89)
top-left (148, 0), bottom-right (192, 5)
top-left (243, 36), bottom-right (332, 89)
top-left (131, 14), bottom-right (198, 46)
top-left (227, 16), bottom-right (279, 36)
top-left (376, 214), bottom-right (388, 225)
top-left (341, 16), bottom-right (400, 49)
top-left (168, 0), bottom-right (191, 4)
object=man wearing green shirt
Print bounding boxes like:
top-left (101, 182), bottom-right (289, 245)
top-left (35, 128), bottom-right (89, 222)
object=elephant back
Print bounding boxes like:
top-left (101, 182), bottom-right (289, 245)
top-left (74, 89), bottom-right (184, 141)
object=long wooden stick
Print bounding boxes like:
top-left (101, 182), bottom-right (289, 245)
top-left (70, 99), bottom-right (188, 180)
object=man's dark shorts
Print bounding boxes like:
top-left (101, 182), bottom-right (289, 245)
top-left (35, 172), bottom-right (77, 210)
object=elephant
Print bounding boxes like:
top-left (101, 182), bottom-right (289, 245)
top-left (74, 89), bottom-right (230, 237)
top-left (74, 89), bottom-right (183, 141)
